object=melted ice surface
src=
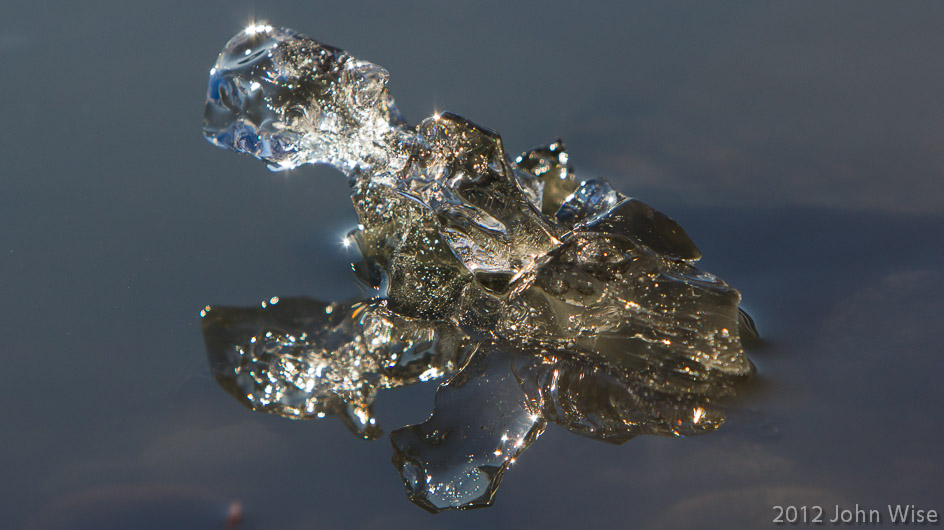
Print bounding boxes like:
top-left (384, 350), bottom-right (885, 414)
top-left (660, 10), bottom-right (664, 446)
top-left (202, 24), bottom-right (756, 513)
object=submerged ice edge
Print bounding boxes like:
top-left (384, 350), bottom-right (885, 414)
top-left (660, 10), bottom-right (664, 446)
top-left (201, 24), bottom-right (755, 512)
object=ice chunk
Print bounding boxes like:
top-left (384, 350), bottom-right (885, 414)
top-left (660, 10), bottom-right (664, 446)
top-left (514, 139), bottom-right (576, 216)
top-left (391, 344), bottom-right (546, 512)
top-left (201, 297), bottom-right (466, 439)
top-left (201, 25), bottom-right (756, 512)
top-left (203, 24), bottom-right (408, 174)
top-left (577, 198), bottom-right (702, 260)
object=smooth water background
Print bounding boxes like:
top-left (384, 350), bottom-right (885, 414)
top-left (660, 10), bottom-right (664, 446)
top-left (2, 1), bottom-right (943, 528)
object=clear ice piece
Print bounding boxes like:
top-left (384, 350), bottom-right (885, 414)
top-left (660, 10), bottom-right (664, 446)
top-left (203, 24), bottom-right (408, 174)
top-left (201, 297), bottom-right (465, 439)
top-left (514, 139), bottom-right (577, 216)
top-left (201, 24), bottom-right (756, 513)
top-left (579, 198), bottom-right (701, 260)
top-left (391, 344), bottom-right (546, 512)
top-left (554, 178), bottom-right (623, 227)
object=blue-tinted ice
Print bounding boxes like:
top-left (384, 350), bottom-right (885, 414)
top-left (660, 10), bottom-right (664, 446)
top-left (201, 24), bottom-right (756, 513)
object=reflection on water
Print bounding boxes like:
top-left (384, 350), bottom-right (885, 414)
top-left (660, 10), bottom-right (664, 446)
top-left (200, 25), bottom-right (756, 512)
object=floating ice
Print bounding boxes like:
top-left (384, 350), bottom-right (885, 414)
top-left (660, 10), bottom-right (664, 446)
top-left (201, 24), bottom-right (756, 513)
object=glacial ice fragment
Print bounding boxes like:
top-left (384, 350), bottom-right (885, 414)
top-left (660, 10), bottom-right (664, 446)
top-left (391, 344), bottom-right (546, 512)
top-left (201, 24), bottom-right (756, 513)
top-left (201, 297), bottom-right (466, 439)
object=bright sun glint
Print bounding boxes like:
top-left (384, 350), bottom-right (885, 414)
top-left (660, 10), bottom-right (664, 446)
top-left (244, 22), bottom-right (273, 35)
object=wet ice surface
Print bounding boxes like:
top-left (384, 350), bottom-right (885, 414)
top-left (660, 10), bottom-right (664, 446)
top-left (201, 24), bottom-right (755, 512)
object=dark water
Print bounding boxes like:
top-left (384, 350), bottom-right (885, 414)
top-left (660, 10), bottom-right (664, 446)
top-left (2, 1), bottom-right (943, 528)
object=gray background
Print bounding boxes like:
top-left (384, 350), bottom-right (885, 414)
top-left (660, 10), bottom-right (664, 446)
top-left (2, 1), bottom-right (943, 528)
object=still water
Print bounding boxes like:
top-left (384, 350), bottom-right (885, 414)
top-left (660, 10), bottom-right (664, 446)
top-left (2, 1), bottom-right (942, 528)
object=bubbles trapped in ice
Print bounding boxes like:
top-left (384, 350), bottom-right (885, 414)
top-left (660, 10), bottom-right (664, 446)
top-left (201, 24), bottom-right (757, 513)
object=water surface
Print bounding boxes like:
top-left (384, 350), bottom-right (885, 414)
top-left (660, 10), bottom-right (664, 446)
top-left (2, 1), bottom-right (942, 528)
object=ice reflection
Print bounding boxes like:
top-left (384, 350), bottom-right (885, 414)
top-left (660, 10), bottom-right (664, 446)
top-left (201, 24), bottom-right (756, 512)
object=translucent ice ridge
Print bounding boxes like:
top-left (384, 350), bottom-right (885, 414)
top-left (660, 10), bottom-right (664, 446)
top-left (201, 24), bottom-right (757, 513)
